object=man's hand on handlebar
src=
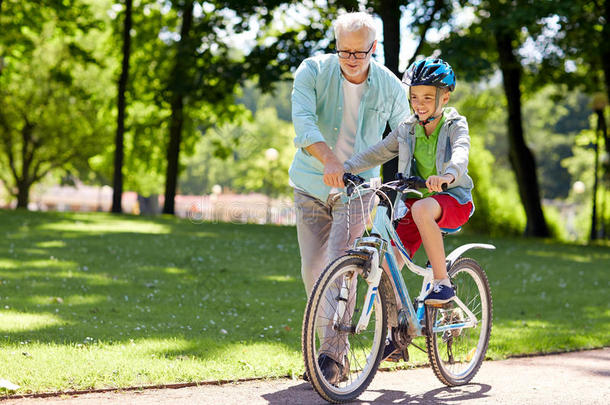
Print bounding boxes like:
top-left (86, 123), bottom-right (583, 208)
top-left (322, 154), bottom-right (345, 188)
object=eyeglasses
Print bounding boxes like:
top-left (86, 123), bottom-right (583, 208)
top-left (336, 42), bottom-right (374, 60)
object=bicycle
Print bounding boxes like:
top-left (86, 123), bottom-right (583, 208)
top-left (301, 173), bottom-right (495, 403)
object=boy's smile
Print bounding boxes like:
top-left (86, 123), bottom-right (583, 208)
top-left (409, 85), bottom-right (450, 122)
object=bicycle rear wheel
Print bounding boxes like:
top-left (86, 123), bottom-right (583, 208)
top-left (302, 254), bottom-right (388, 403)
top-left (426, 257), bottom-right (492, 386)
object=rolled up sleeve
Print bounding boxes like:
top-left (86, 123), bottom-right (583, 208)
top-left (291, 61), bottom-right (325, 150)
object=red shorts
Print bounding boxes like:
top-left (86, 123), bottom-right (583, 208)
top-left (394, 194), bottom-right (473, 256)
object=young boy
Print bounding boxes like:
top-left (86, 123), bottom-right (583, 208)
top-left (340, 57), bottom-right (474, 306)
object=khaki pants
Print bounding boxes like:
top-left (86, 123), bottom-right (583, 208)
top-left (294, 188), bottom-right (374, 363)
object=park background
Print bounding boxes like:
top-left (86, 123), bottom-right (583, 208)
top-left (0, 0), bottom-right (609, 395)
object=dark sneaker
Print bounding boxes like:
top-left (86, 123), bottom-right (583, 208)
top-left (318, 354), bottom-right (349, 385)
top-left (425, 284), bottom-right (455, 306)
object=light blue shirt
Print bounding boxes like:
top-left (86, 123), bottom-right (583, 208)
top-left (289, 54), bottom-right (410, 201)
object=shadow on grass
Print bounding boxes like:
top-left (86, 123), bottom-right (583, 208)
top-left (0, 209), bottom-right (305, 360)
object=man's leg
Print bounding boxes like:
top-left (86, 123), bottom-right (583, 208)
top-left (295, 189), bottom-right (352, 379)
top-left (327, 193), bottom-right (375, 262)
top-left (319, 192), bottom-right (375, 364)
top-left (294, 189), bottom-right (333, 297)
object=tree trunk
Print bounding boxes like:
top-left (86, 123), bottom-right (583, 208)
top-left (376, 0), bottom-right (401, 188)
top-left (601, 0), bottom-right (610, 158)
top-left (112, 0), bottom-right (132, 214)
top-left (377, 0), bottom-right (400, 77)
top-left (16, 180), bottom-right (30, 209)
top-left (495, 30), bottom-right (550, 237)
top-left (163, 0), bottom-right (194, 215)
top-left (590, 112), bottom-right (602, 241)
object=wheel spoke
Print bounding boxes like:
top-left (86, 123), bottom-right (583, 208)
top-left (426, 259), bottom-right (492, 386)
top-left (305, 259), bottom-right (387, 401)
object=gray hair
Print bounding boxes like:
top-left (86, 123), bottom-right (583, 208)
top-left (333, 12), bottom-right (376, 44)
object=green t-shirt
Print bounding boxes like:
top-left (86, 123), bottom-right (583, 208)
top-left (413, 114), bottom-right (446, 198)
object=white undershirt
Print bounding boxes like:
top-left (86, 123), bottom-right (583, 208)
top-left (331, 79), bottom-right (366, 193)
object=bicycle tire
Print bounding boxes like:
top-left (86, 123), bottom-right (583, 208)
top-left (426, 257), bottom-right (492, 386)
top-left (302, 254), bottom-right (388, 403)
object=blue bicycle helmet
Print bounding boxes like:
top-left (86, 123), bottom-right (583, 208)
top-left (402, 58), bottom-right (456, 126)
top-left (402, 58), bottom-right (456, 91)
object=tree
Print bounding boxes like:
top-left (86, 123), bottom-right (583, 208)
top-left (494, 22), bottom-right (549, 237)
top-left (0, 1), bottom-right (111, 208)
top-left (551, 0), bottom-right (610, 239)
top-left (161, 0), bottom-right (337, 214)
top-left (372, 0), bottom-right (457, 186)
top-left (111, 0), bottom-right (133, 213)
top-left (180, 106), bottom-right (294, 197)
top-left (162, 0), bottom-right (195, 215)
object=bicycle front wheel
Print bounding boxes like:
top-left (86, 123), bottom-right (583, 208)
top-left (426, 257), bottom-right (492, 386)
top-left (302, 254), bottom-right (388, 403)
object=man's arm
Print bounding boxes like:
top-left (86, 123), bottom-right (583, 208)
top-left (291, 60), bottom-right (326, 150)
top-left (305, 142), bottom-right (345, 188)
top-left (292, 59), bottom-right (345, 188)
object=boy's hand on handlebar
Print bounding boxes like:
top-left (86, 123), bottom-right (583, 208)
top-left (426, 174), bottom-right (454, 192)
top-left (323, 155), bottom-right (345, 188)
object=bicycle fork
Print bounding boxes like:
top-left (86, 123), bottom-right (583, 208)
top-left (332, 247), bottom-right (382, 334)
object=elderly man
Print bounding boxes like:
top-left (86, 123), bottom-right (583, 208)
top-left (290, 11), bottom-right (410, 382)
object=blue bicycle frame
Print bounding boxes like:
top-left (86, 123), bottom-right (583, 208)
top-left (350, 186), bottom-right (494, 337)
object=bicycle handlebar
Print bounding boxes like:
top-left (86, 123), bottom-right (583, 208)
top-left (395, 173), bottom-right (448, 192)
top-left (342, 172), bottom-right (448, 197)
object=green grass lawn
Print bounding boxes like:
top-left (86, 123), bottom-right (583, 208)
top-left (0, 209), bottom-right (608, 394)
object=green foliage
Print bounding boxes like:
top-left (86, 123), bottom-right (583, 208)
top-left (540, 0), bottom-right (609, 95)
top-left (180, 106), bottom-right (294, 197)
top-left (522, 87), bottom-right (591, 199)
top-left (450, 83), bottom-right (526, 235)
top-left (0, 2), bottom-right (113, 203)
top-left (561, 120), bottom-right (610, 241)
top-left (543, 204), bottom-right (569, 241)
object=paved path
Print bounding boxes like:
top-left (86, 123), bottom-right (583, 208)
top-left (2, 348), bottom-right (609, 404)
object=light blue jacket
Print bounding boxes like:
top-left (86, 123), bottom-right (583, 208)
top-left (289, 54), bottom-right (410, 201)
top-left (344, 107), bottom-right (474, 205)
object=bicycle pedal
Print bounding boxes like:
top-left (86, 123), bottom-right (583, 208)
top-left (385, 349), bottom-right (408, 363)
top-left (427, 302), bottom-right (454, 309)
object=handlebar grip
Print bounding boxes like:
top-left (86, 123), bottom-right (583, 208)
top-left (398, 175), bottom-right (448, 192)
top-left (343, 173), bottom-right (365, 186)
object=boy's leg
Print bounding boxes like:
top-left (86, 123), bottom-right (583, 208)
top-left (410, 198), bottom-right (447, 280)
top-left (411, 195), bottom-right (473, 304)
top-left (394, 198), bottom-right (424, 257)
